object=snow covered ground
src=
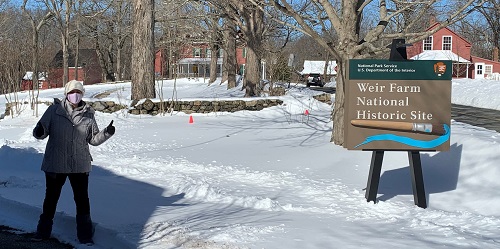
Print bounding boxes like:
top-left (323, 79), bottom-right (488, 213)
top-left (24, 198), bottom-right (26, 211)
top-left (1, 77), bottom-right (500, 249)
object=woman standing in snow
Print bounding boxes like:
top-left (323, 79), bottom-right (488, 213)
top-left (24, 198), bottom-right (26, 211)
top-left (32, 80), bottom-right (115, 245)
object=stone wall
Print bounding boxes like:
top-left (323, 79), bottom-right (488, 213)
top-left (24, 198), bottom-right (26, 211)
top-left (312, 93), bottom-right (332, 105)
top-left (129, 99), bottom-right (284, 115)
top-left (2, 93), bottom-right (332, 118)
top-left (2, 101), bottom-right (52, 118)
top-left (1, 101), bottom-right (127, 118)
top-left (89, 101), bottom-right (128, 113)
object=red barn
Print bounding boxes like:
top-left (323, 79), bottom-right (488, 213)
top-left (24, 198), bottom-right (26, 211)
top-left (407, 22), bottom-right (500, 79)
top-left (48, 49), bottom-right (103, 88)
top-left (21, 72), bottom-right (49, 90)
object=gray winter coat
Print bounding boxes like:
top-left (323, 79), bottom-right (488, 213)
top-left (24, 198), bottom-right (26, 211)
top-left (33, 98), bottom-right (113, 173)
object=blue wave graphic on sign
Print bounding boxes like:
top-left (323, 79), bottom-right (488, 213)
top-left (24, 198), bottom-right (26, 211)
top-left (354, 124), bottom-right (450, 149)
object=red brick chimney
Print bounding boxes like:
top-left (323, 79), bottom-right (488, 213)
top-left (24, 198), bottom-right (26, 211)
top-left (429, 15), bottom-right (437, 26)
top-left (494, 47), bottom-right (499, 62)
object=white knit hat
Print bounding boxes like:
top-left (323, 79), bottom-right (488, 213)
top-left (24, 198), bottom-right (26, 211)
top-left (64, 80), bottom-right (85, 95)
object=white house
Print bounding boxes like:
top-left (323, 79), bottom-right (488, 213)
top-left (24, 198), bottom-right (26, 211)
top-left (301, 60), bottom-right (337, 75)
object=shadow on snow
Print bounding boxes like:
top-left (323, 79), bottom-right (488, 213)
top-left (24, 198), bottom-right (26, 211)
top-left (376, 143), bottom-right (462, 204)
top-left (0, 144), bottom-right (184, 248)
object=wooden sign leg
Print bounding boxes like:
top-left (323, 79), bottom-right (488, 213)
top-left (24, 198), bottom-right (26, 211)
top-left (365, 150), bottom-right (384, 203)
top-left (408, 151), bottom-right (427, 208)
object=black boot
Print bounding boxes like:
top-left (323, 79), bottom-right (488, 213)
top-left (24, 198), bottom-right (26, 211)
top-left (76, 214), bottom-right (94, 244)
top-left (33, 214), bottom-right (53, 240)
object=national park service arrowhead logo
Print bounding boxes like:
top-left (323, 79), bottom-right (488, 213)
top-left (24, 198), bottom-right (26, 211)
top-left (434, 62), bottom-right (447, 76)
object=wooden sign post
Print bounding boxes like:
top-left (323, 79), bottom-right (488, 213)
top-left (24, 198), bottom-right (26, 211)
top-left (344, 57), bottom-right (452, 208)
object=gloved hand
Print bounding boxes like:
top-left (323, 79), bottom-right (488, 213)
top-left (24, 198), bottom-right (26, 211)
top-left (106, 120), bottom-right (115, 135)
top-left (34, 123), bottom-right (44, 137)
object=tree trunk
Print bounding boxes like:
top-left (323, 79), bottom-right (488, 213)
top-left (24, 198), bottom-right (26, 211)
top-left (62, 35), bottom-right (69, 85)
top-left (116, 49), bottom-right (122, 81)
top-left (114, 0), bottom-right (126, 82)
top-left (32, 27), bottom-right (40, 116)
top-left (221, 48), bottom-right (228, 83)
top-left (222, 22), bottom-right (237, 88)
top-left (236, 3), bottom-right (265, 97)
top-left (209, 43), bottom-right (218, 84)
top-left (323, 52), bottom-right (330, 82)
top-left (131, 0), bottom-right (155, 100)
top-left (226, 28), bottom-right (236, 89)
top-left (74, 12), bottom-right (80, 81)
top-left (167, 44), bottom-right (173, 79)
top-left (62, 0), bottom-right (72, 85)
top-left (331, 58), bottom-right (347, 145)
top-left (74, 41), bottom-right (79, 81)
top-left (107, 43), bottom-right (116, 81)
top-left (116, 37), bottom-right (124, 81)
top-left (243, 40), bottom-right (261, 97)
top-left (95, 38), bottom-right (108, 82)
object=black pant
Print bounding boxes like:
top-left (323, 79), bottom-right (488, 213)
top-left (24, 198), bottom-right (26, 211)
top-left (41, 172), bottom-right (90, 220)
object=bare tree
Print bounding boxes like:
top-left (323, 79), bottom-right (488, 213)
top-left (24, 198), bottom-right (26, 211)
top-left (453, 15), bottom-right (492, 60)
top-left (208, 33), bottom-right (221, 84)
top-left (255, 0), bottom-right (484, 145)
top-left (475, 0), bottom-right (500, 60)
top-left (235, 2), bottom-right (265, 96)
top-left (131, 0), bottom-right (155, 99)
top-left (113, 0), bottom-right (132, 81)
top-left (83, 8), bottom-right (115, 82)
top-left (21, 0), bottom-right (54, 117)
top-left (156, 0), bottom-right (184, 80)
top-left (210, 1), bottom-right (266, 96)
top-left (286, 35), bottom-right (327, 67)
top-left (44, 0), bottom-right (74, 85)
top-left (0, 6), bottom-right (31, 115)
top-left (204, 6), bottom-right (223, 84)
top-left (77, 0), bottom-right (132, 82)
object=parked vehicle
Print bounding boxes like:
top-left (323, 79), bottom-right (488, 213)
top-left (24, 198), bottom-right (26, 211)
top-left (305, 73), bottom-right (324, 87)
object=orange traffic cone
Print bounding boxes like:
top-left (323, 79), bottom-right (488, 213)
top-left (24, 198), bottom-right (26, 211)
top-left (189, 115), bottom-right (194, 124)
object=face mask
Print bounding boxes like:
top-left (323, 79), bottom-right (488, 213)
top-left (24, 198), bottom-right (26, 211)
top-left (67, 93), bottom-right (83, 105)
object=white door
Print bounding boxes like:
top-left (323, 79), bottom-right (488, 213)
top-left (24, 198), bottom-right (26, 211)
top-left (475, 63), bottom-right (485, 79)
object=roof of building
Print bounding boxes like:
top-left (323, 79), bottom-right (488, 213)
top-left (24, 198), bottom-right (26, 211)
top-left (50, 49), bottom-right (98, 68)
top-left (410, 50), bottom-right (471, 63)
top-left (426, 23), bottom-right (472, 47)
top-left (301, 60), bottom-right (337, 75)
top-left (471, 55), bottom-right (500, 65)
top-left (22, 71), bottom-right (47, 81)
top-left (178, 58), bottom-right (223, 64)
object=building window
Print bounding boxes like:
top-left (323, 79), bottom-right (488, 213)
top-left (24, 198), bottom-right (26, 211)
top-left (477, 64), bottom-right (483, 75)
top-left (193, 48), bottom-right (201, 57)
top-left (485, 65), bottom-right (493, 76)
top-left (206, 48), bottom-right (212, 58)
top-left (443, 36), bottom-right (452, 50)
top-left (423, 36), bottom-right (433, 50)
top-left (243, 47), bottom-right (247, 58)
top-left (240, 64), bottom-right (245, 75)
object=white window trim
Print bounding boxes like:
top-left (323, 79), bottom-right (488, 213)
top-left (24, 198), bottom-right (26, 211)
top-left (442, 36), bottom-right (452, 50)
top-left (194, 48), bottom-right (201, 58)
top-left (423, 36), bottom-right (433, 51)
top-left (476, 63), bottom-right (484, 77)
top-left (485, 64), bottom-right (493, 76)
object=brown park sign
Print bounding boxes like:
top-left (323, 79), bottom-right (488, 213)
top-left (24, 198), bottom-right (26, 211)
top-left (344, 59), bottom-right (452, 151)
